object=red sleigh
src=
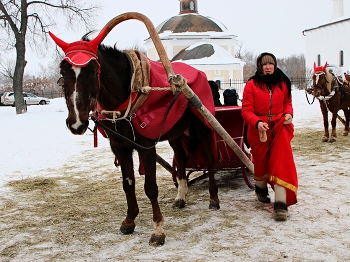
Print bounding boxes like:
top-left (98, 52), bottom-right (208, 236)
top-left (170, 105), bottom-right (254, 189)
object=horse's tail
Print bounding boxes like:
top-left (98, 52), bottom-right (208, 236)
top-left (187, 125), bottom-right (201, 157)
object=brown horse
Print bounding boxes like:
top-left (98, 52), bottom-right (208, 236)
top-left (345, 73), bottom-right (350, 83)
top-left (311, 62), bottom-right (350, 142)
top-left (49, 28), bottom-right (220, 246)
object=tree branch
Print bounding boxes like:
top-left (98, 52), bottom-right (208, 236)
top-left (0, 1), bottom-right (19, 35)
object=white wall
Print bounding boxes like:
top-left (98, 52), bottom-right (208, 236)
top-left (304, 19), bottom-right (350, 72)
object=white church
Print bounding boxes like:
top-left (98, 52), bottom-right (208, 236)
top-left (303, 0), bottom-right (350, 73)
top-left (144, 0), bottom-right (244, 83)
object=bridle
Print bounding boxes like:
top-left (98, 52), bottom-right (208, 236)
top-left (312, 71), bottom-right (329, 95)
top-left (50, 29), bottom-right (180, 149)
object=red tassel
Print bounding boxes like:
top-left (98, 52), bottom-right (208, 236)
top-left (94, 129), bottom-right (98, 148)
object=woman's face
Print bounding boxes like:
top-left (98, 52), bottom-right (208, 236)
top-left (262, 63), bottom-right (275, 75)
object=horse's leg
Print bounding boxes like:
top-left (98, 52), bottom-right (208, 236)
top-left (110, 141), bottom-right (139, 235)
top-left (169, 137), bottom-right (188, 209)
top-left (342, 108), bottom-right (350, 136)
top-left (138, 147), bottom-right (166, 246)
top-left (321, 102), bottom-right (329, 142)
top-left (195, 118), bottom-right (220, 210)
top-left (330, 112), bottom-right (338, 142)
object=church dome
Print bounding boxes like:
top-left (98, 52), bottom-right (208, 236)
top-left (155, 0), bottom-right (228, 34)
top-left (156, 14), bottom-right (227, 34)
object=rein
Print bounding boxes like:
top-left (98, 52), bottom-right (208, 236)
top-left (90, 92), bottom-right (182, 150)
top-left (90, 114), bottom-right (158, 150)
top-left (305, 89), bottom-right (315, 105)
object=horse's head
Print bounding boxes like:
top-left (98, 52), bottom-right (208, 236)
top-left (49, 28), bottom-right (108, 135)
top-left (312, 62), bottom-right (330, 98)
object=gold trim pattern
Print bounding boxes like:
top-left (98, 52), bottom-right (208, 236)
top-left (254, 173), bottom-right (297, 194)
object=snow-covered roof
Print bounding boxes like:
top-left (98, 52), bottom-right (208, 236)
top-left (171, 42), bottom-right (244, 66)
top-left (303, 16), bottom-right (350, 34)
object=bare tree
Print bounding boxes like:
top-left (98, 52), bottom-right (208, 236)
top-left (0, 68), bottom-right (12, 91)
top-left (0, 0), bottom-right (100, 114)
top-left (0, 58), bottom-right (15, 80)
top-left (235, 42), bottom-right (308, 88)
top-left (277, 54), bottom-right (307, 89)
top-left (234, 41), bottom-right (257, 80)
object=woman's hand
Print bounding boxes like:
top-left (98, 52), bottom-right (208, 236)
top-left (257, 122), bottom-right (269, 142)
top-left (257, 121), bottom-right (269, 131)
top-left (284, 114), bottom-right (293, 124)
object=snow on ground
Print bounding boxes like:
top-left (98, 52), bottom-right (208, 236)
top-left (1, 90), bottom-right (350, 261)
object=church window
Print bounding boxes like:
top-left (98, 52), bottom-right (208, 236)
top-left (190, 1), bottom-right (194, 10)
top-left (340, 50), bottom-right (344, 67)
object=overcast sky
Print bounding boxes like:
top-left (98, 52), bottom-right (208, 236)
top-left (24, 0), bottom-right (348, 73)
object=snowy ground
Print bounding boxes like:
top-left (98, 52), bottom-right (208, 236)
top-left (1, 90), bottom-right (350, 261)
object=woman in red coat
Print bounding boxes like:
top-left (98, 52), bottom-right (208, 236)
top-left (242, 52), bottom-right (298, 221)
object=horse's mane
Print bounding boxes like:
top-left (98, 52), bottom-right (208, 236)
top-left (81, 31), bottom-right (146, 56)
top-left (325, 69), bottom-right (334, 92)
top-left (81, 31), bottom-right (123, 55)
top-left (345, 74), bottom-right (350, 82)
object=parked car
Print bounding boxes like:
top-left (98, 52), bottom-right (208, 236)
top-left (2, 92), bottom-right (50, 106)
top-left (0, 92), bottom-right (4, 105)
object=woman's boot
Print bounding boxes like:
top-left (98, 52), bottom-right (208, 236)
top-left (255, 185), bottom-right (271, 203)
top-left (274, 184), bottom-right (288, 221)
top-left (274, 202), bottom-right (288, 221)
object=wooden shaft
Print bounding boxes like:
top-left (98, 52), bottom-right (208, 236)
top-left (337, 114), bottom-right (346, 126)
top-left (100, 12), bottom-right (174, 78)
top-left (156, 154), bottom-right (173, 174)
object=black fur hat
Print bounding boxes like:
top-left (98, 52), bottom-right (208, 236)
top-left (208, 80), bottom-right (218, 90)
top-left (223, 89), bottom-right (237, 97)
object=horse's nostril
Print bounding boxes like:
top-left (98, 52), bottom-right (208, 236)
top-left (66, 118), bottom-right (88, 135)
top-left (76, 125), bottom-right (86, 134)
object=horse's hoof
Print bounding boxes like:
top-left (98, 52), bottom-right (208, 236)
top-left (120, 224), bottom-right (135, 234)
top-left (149, 233), bottom-right (166, 247)
top-left (329, 137), bottom-right (337, 143)
top-left (342, 131), bottom-right (349, 136)
top-left (209, 200), bottom-right (220, 210)
top-left (172, 199), bottom-right (186, 209)
top-left (321, 137), bottom-right (329, 142)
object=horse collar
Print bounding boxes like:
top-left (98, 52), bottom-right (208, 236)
top-left (317, 90), bottom-right (335, 101)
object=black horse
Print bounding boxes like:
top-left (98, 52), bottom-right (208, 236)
top-left (49, 28), bottom-right (219, 246)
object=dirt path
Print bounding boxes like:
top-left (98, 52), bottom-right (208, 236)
top-left (1, 128), bottom-right (350, 261)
